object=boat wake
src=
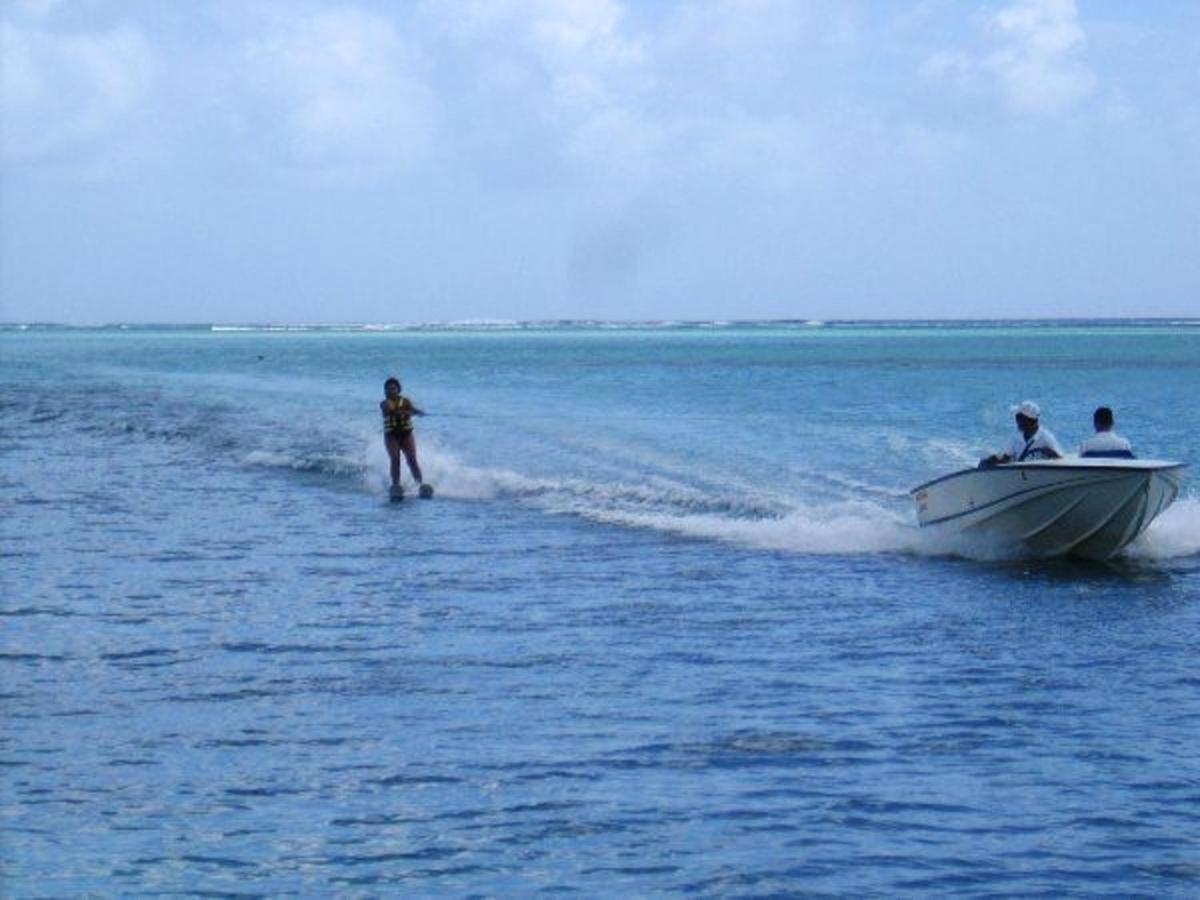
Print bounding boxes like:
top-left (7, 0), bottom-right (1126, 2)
top-left (240, 429), bottom-right (1199, 563)
top-left (399, 448), bottom-right (1026, 560)
top-left (1125, 497), bottom-right (1200, 560)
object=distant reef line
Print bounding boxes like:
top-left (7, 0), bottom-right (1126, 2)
top-left (3, 318), bottom-right (1198, 333)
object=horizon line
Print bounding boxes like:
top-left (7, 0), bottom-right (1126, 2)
top-left (4, 316), bottom-right (1200, 329)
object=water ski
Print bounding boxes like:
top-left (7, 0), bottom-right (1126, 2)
top-left (418, 483), bottom-right (435, 500)
top-left (389, 484), bottom-right (405, 502)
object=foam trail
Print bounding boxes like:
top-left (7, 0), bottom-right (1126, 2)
top-left (247, 429), bottom-right (1193, 564)
top-left (1125, 496), bottom-right (1200, 560)
top-left (239, 421), bottom-right (499, 498)
top-left (433, 460), bottom-right (774, 517)
top-left (240, 419), bottom-right (392, 493)
top-left (427, 451), bottom-right (1032, 560)
top-left (584, 501), bottom-right (917, 555)
top-left (243, 448), bottom-right (370, 479)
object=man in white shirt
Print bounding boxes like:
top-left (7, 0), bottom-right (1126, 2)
top-left (1079, 406), bottom-right (1135, 459)
top-left (980, 400), bottom-right (1064, 467)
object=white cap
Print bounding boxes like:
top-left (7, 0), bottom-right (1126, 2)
top-left (1011, 400), bottom-right (1040, 419)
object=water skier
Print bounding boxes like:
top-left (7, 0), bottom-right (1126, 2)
top-left (381, 377), bottom-right (425, 492)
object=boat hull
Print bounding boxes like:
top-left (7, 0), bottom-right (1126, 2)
top-left (911, 460), bottom-right (1187, 560)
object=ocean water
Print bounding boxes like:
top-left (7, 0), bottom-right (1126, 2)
top-left (3, 320), bottom-right (1199, 896)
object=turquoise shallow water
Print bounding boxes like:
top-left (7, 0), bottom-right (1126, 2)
top-left (3, 321), bottom-right (1199, 894)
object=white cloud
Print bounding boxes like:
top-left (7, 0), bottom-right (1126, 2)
top-left (422, 0), bottom-right (652, 180)
top-left (655, 0), bottom-right (859, 117)
top-left (431, 0), bottom-right (640, 65)
top-left (986, 0), bottom-right (1094, 114)
top-left (924, 0), bottom-right (1095, 116)
top-left (422, 0), bottom-right (866, 189)
top-left (0, 20), bottom-right (157, 165)
top-left (239, 7), bottom-right (437, 179)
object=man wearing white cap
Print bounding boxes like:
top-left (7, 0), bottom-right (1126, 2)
top-left (980, 400), bottom-right (1064, 467)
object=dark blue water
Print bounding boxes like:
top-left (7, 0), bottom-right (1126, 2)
top-left (3, 323), bottom-right (1199, 894)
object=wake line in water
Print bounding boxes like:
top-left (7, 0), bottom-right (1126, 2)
top-left (570, 492), bottom-right (1199, 562)
top-left (1125, 498), bottom-right (1200, 560)
top-left (438, 455), bottom-right (1200, 562)
top-left (240, 436), bottom-right (923, 555)
top-left (587, 502), bottom-right (922, 555)
top-left (242, 448), bottom-right (372, 480)
top-left (440, 467), bottom-right (786, 520)
top-left (421, 451), bottom-right (1004, 559)
top-left (238, 435), bottom-right (1200, 563)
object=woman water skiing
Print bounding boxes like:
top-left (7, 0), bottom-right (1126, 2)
top-left (380, 377), bottom-right (426, 496)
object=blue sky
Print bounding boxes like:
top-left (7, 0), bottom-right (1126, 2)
top-left (2, 0), bottom-right (1197, 323)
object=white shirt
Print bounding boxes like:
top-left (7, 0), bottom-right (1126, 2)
top-left (1004, 425), bottom-right (1064, 461)
top-left (1079, 430), bottom-right (1133, 457)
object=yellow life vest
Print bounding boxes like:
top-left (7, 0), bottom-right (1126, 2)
top-left (384, 396), bottom-right (413, 433)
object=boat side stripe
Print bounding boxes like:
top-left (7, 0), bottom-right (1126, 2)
top-left (918, 474), bottom-right (1120, 528)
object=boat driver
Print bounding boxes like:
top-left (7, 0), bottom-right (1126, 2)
top-left (980, 400), bottom-right (1064, 467)
top-left (1079, 406), bottom-right (1135, 459)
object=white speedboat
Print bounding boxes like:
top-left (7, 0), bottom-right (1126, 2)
top-left (911, 458), bottom-right (1188, 560)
